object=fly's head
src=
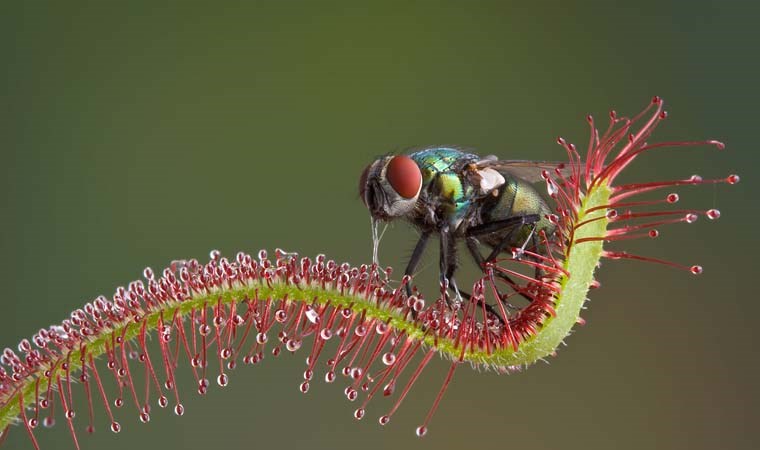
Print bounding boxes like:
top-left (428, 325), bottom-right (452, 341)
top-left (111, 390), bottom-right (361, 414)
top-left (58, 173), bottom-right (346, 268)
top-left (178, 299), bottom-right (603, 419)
top-left (359, 155), bottom-right (423, 221)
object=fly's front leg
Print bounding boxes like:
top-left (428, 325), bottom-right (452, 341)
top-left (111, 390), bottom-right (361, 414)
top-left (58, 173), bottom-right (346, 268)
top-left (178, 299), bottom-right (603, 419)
top-left (404, 231), bottom-right (432, 297)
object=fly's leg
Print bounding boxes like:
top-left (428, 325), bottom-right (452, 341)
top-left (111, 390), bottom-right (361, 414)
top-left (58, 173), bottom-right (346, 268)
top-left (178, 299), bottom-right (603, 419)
top-left (439, 229), bottom-right (464, 308)
top-left (480, 215), bottom-right (541, 262)
top-left (465, 214), bottom-right (542, 322)
top-left (449, 244), bottom-right (507, 320)
top-left (464, 237), bottom-right (515, 323)
top-left (512, 223), bottom-right (536, 260)
top-left (404, 231), bottom-right (432, 297)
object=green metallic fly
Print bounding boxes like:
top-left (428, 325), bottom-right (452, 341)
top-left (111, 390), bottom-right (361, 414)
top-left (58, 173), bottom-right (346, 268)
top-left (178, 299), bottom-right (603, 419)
top-left (359, 147), bottom-right (568, 317)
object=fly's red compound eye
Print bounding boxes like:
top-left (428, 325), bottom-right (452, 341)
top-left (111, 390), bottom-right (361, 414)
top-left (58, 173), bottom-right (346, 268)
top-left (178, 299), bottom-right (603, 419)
top-left (386, 155), bottom-right (422, 199)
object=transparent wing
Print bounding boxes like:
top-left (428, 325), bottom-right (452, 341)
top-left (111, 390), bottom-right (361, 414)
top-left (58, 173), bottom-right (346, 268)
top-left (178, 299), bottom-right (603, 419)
top-left (475, 158), bottom-right (578, 183)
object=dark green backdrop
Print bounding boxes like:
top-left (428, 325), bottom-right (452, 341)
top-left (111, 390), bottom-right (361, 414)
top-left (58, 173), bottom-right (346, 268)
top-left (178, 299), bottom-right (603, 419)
top-left (1, 2), bottom-right (757, 450)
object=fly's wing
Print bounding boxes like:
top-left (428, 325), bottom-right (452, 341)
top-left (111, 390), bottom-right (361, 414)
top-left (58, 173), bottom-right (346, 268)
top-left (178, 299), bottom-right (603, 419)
top-left (475, 157), bottom-right (579, 183)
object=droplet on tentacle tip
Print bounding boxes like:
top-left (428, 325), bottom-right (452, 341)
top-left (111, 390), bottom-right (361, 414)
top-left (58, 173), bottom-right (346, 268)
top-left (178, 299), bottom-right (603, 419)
top-left (305, 307), bottom-right (320, 324)
top-left (256, 332), bottom-right (267, 344)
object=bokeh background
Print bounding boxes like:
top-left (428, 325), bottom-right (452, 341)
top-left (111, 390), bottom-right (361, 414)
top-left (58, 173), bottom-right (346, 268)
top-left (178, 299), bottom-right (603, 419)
top-left (1, 1), bottom-right (757, 449)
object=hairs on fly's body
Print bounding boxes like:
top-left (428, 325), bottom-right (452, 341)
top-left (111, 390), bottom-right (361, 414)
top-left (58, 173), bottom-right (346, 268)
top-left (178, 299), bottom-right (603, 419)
top-left (0, 97), bottom-right (739, 448)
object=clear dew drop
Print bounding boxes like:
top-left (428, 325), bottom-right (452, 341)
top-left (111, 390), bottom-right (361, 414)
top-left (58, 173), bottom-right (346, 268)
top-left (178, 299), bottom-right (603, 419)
top-left (286, 339), bottom-right (302, 352)
top-left (320, 328), bottom-right (333, 340)
top-left (706, 209), bottom-right (720, 220)
top-left (217, 373), bottom-right (229, 387)
top-left (275, 309), bottom-right (287, 323)
top-left (305, 307), bottom-right (320, 324)
top-left (416, 426), bottom-right (428, 437)
top-left (690, 265), bottom-right (704, 275)
top-left (174, 404), bottom-right (185, 416)
top-left (382, 352), bottom-right (396, 366)
top-left (545, 179), bottom-right (558, 197)
top-left (354, 408), bottom-right (365, 420)
top-left (379, 415), bottom-right (390, 426)
top-left (325, 371), bottom-right (336, 383)
top-left (139, 412), bottom-right (150, 423)
top-left (256, 332), bottom-right (268, 344)
top-left (300, 381), bottom-right (310, 393)
top-left (110, 421), bottom-right (121, 433)
top-left (158, 395), bottom-right (168, 408)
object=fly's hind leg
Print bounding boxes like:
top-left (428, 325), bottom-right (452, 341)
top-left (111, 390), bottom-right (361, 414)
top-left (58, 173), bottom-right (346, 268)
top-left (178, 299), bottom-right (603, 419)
top-left (465, 214), bottom-right (542, 322)
top-left (439, 229), bottom-right (465, 309)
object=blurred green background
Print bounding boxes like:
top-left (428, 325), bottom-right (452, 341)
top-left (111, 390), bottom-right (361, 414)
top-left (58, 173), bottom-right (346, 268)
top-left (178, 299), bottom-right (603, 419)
top-left (1, 1), bottom-right (757, 449)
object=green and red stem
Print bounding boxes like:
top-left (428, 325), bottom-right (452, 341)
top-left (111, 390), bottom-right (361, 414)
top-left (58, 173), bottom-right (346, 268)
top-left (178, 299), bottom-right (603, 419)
top-left (0, 97), bottom-right (737, 448)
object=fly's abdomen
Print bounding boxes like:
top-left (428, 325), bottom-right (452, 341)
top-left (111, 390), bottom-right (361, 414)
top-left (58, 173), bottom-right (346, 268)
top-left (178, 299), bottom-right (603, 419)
top-left (480, 176), bottom-right (554, 249)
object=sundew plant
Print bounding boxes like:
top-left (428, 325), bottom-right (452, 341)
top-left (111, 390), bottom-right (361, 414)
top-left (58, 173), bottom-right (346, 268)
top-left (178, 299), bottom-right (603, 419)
top-left (0, 98), bottom-right (738, 449)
